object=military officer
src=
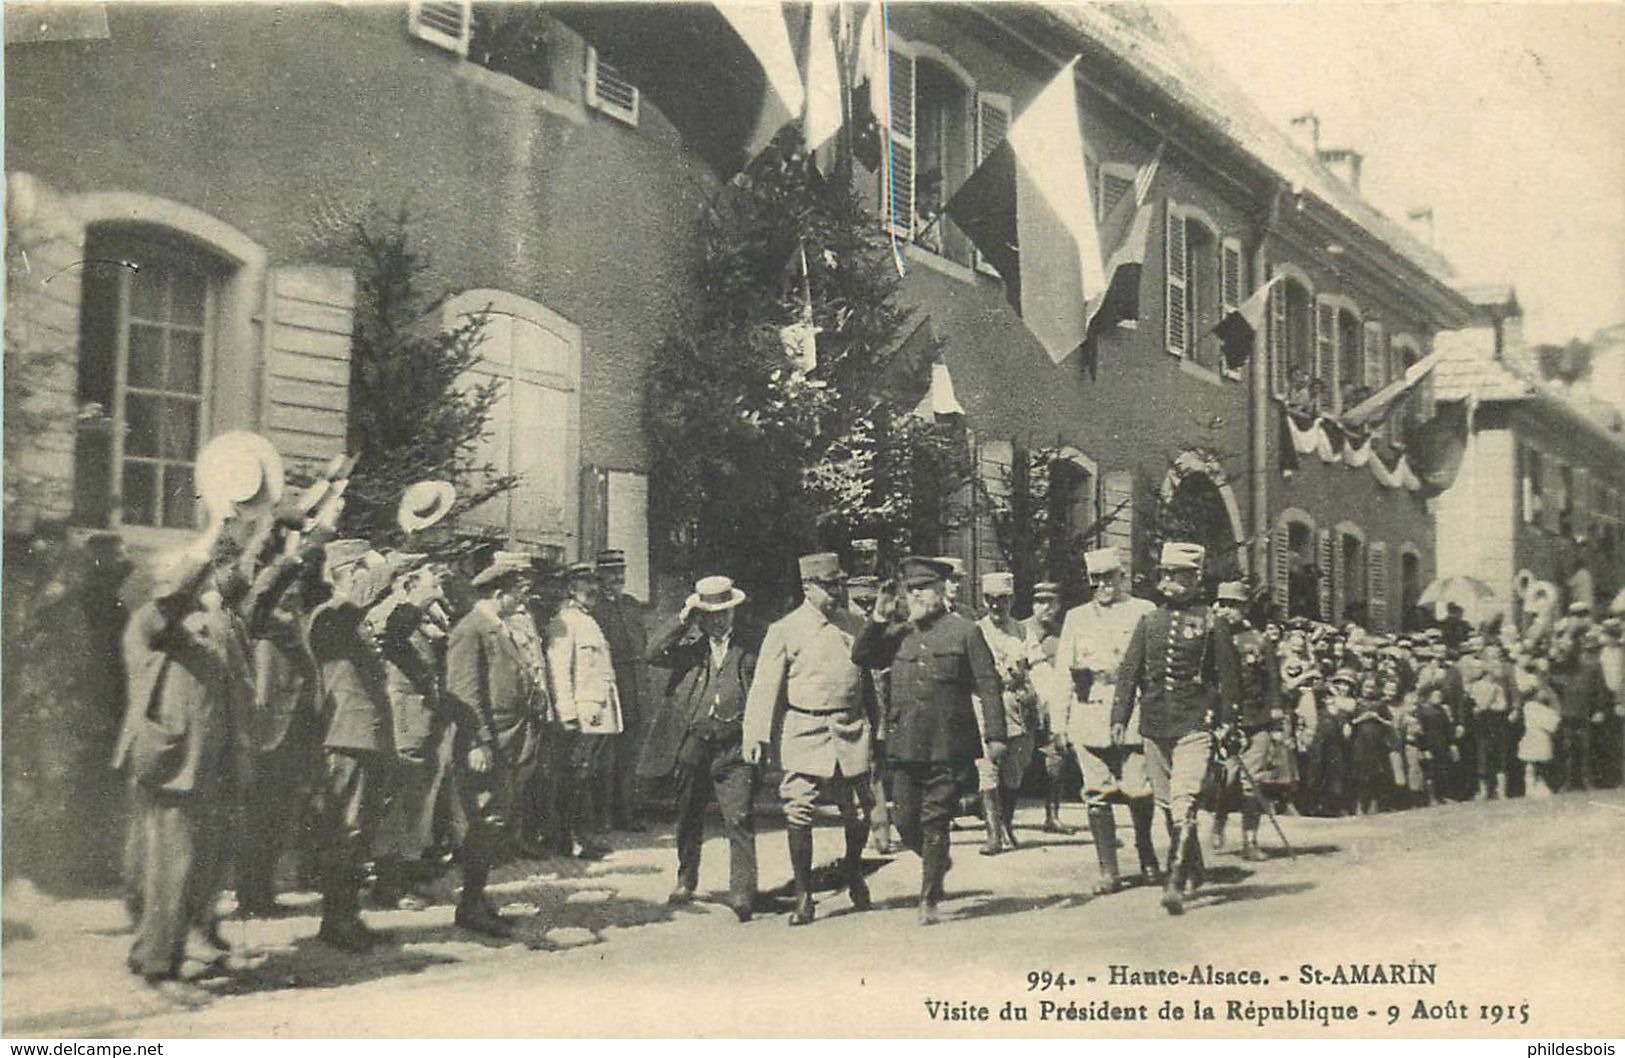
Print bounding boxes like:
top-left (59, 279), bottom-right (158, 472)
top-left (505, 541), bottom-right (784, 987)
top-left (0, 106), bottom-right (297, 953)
top-left (445, 551), bottom-right (545, 937)
top-left (935, 556), bottom-right (968, 615)
top-left (593, 549), bottom-right (648, 832)
top-left (640, 575), bottom-right (758, 921)
top-left (853, 557), bottom-right (1005, 925)
top-left (547, 562), bottom-right (624, 861)
top-left (1022, 582), bottom-right (1073, 834)
top-left (307, 539), bottom-right (397, 951)
top-left (744, 553), bottom-right (875, 926)
top-left (1055, 546), bottom-right (1158, 894)
top-left (1208, 581), bottom-right (1281, 862)
top-left (974, 572), bottom-right (1038, 854)
top-left (1111, 542), bottom-right (1242, 916)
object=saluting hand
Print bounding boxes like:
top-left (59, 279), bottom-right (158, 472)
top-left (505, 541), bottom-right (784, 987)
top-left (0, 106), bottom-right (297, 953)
top-left (873, 581), bottom-right (899, 623)
top-left (467, 745), bottom-right (493, 774)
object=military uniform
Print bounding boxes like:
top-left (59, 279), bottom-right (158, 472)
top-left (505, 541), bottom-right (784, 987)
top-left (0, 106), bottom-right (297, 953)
top-left (592, 552), bottom-right (647, 829)
top-left (1056, 595), bottom-right (1157, 799)
top-left (852, 558), bottom-right (1004, 924)
top-left (547, 589), bottom-right (624, 858)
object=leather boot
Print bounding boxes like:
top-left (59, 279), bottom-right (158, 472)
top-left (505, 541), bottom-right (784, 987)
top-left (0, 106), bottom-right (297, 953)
top-left (573, 784), bottom-right (612, 861)
top-left (1000, 788), bottom-right (1020, 849)
top-left (1240, 824), bottom-right (1265, 862)
top-left (979, 789), bottom-right (1004, 856)
top-left (844, 821), bottom-right (871, 911)
top-left (1043, 792), bottom-right (1076, 834)
top-left (1085, 805), bottom-right (1121, 895)
top-left (1131, 798), bottom-right (1162, 884)
top-left (1161, 820), bottom-right (1192, 916)
top-left (918, 829), bottom-right (948, 925)
top-left (1210, 811), bottom-right (1228, 849)
top-left (786, 825), bottom-right (816, 926)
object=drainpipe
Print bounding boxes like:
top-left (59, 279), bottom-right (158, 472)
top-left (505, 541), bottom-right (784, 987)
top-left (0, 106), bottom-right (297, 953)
top-left (1249, 188), bottom-right (1283, 588)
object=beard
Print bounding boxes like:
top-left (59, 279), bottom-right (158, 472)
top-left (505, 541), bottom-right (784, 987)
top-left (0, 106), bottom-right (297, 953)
top-left (907, 595), bottom-right (945, 624)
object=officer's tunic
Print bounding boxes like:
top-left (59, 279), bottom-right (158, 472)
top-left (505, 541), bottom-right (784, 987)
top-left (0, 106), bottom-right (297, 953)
top-left (1057, 597), bottom-right (1156, 748)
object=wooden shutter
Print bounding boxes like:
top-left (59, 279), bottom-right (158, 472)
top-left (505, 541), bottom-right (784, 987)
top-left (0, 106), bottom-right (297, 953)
top-left (407, 0), bottom-right (471, 57)
top-left (974, 94), bottom-right (1011, 275)
top-left (1314, 298), bottom-right (1336, 413)
top-left (260, 265), bottom-right (356, 475)
top-left (1363, 320), bottom-right (1386, 390)
top-left (586, 47), bottom-right (641, 126)
top-left (1268, 268), bottom-right (1288, 397)
top-left (1100, 470), bottom-right (1136, 578)
top-left (886, 48), bottom-right (916, 239)
top-left (1100, 169), bottom-right (1134, 222)
top-left (1165, 202), bottom-right (1188, 356)
top-left (1220, 238), bottom-right (1244, 377)
top-left (1317, 527), bottom-right (1336, 622)
top-left (1368, 541), bottom-right (1389, 632)
top-left (1270, 520), bottom-right (1292, 615)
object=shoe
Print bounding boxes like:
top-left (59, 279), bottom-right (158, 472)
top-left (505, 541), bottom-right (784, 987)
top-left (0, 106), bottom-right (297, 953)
top-left (869, 825), bottom-right (898, 855)
top-left (576, 840), bottom-right (612, 862)
top-left (1160, 883), bottom-right (1185, 916)
top-left (667, 884), bottom-right (695, 907)
top-left (787, 893), bottom-right (816, 926)
top-left (145, 977), bottom-right (214, 1009)
top-left (1042, 810), bottom-right (1077, 835)
top-left (317, 916), bottom-right (375, 953)
top-left (847, 873), bottom-right (872, 911)
top-left (1239, 829), bottom-right (1265, 862)
top-left (727, 893), bottom-right (754, 923)
top-left (454, 902), bottom-right (515, 939)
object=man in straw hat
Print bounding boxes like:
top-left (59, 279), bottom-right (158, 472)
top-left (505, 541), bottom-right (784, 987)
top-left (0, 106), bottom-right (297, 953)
top-left (639, 575), bottom-right (758, 920)
top-left (593, 549), bottom-right (649, 832)
top-left (1111, 541), bottom-right (1242, 915)
top-left (854, 557), bottom-right (1005, 925)
top-left (444, 551), bottom-right (546, 937)
top-left (1056, 546), bottom-right (1159, 894)
top-left (307, 538), bottom-right (399, 950)
top-left (546, 562), bottom-right (624, 861)
top-left (972, 572), bottom-right (1038, 855)
top-left (745, 552), bottom-right (876, 926)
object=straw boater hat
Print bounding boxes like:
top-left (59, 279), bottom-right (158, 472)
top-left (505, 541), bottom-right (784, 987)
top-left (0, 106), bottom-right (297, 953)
top-left (685, 575), bottom-right (747, 613)
top-left (196, 430), bottom-right (285, 520)
top-left (596, 549), bottom-right (627, 571)
top-left (397, 480), bottom-right (456, 533)
top-left (981, 571), bottom-right (1015, 597)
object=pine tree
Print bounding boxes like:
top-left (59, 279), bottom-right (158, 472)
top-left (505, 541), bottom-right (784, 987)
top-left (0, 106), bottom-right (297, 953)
top-left (342, 212), bottom-right (516, 549)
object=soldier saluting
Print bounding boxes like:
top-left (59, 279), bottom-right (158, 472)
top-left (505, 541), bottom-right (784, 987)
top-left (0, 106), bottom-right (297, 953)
top-left (1111, 542), bottom-right (1241, 916)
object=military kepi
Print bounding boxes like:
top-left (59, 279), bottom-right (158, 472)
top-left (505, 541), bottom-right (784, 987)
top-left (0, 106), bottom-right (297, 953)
top-left (1084, 546), bottom-right (1121, 576)
top-left (1158, 541), bottom-right (1206, 570)
top-left (900, 555), bottom-right (954, 587)
top-left (981, 571), bottom-right (1015, 596)
top-left (798, 552), bottom-right (844, 581)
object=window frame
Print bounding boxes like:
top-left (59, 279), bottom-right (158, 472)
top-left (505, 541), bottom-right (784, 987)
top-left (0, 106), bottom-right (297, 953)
top-left (585, 45), bottom-right (640, 127)
top-left (1314, 293), bottom-right (1361, 416)
top-left (1265, 262), bottom-right (1314, 402)
top-left (884, 36), bottom-right (981, 275)
top-left (407, 0), bottom-right (472, 58)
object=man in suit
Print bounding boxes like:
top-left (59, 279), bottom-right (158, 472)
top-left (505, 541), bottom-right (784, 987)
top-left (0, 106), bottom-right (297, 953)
top-left (1112, 542), bottom-right (1242, 915)
top-left (593, 549), bottom-right (648, 832)
top-left (307, 539), bottom-right (396, 951)
top-left (115, 520), bottom-right (252, 1008)
top-left (445, 551), bottom-right (545, 937)
top-left (853, 557), bottom-right (1005, 925)
top-left (547, 563), bottom-right (624, 861)
top-left (745, 553), bottom-right (876, 926)
top-left (639, 575), bottom-right (757, 920)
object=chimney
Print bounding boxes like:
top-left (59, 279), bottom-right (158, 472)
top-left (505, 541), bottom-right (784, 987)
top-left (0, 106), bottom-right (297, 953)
top-left (1406, 206), bottom-right (1435, 247)
top-left (1317, 147), bottom-right (1363, 194)
top-left (1289, 112), bottom-right (1321, 156)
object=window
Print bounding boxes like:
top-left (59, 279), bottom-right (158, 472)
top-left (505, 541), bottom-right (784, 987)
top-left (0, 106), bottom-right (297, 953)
top-left (408, 0), bottom-right (472, 57)
top-left (1336, 306), bottom-right (1362, 414)
top-left (1088, 160), bottom-right (1137, 224)
top-left (446, 291), bottom-right (581, 551)
top-left (1270, 508), bottom-right (1317, 619)
top-left (1522, 444), bottom-right (1544, 526)
top-left (1172, 209), bottom-right (1222, 369)
top-left (585, 46), bottom-right (640, 126)
top-left (885, 45), bottom-right (976, 268)
top-left (1269, 273), bottom-right (1314, 407)
top-left (73, 226), bottom-right (224, 529)
top-left (1338, 523), bottom-right (1366, 626)
top-left (1362, 320), bottom-right (1386, 393)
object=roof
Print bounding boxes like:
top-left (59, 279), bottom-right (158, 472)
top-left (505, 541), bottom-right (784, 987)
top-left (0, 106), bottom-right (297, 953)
top-left (1431, 328), bottom-right (1535, 402)
top-left (1029, 4), bottom-right (1461, 290)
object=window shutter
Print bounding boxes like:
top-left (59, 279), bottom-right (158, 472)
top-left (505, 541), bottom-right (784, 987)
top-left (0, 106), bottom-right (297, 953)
top-left (1101, 470), bottom-right (1135, 579)
top-left (260, 265), bottom-right (356, 475)
top-left (407, 0), bottom-right (471, 57)
top-left (1165, 202), bottom-right (1188, 356)
top-left (886, 48), bottom-right (916, 239)
top-left (1270, 521), bottom-right (1292, 615)
top-left (1220, 239), bottom-right (1243, 317)
top-left (1314, 298), bottom-right (1336, 413)
top-left (1268, 268), bottom-right (1288, 397)
top-left (1317, 527), bottom-right (1335, 622)
top-left (1100, 170), bottom-right (1134, 222)
top-left (1368, 541), bottom-right (1389, 632)
top-left (1364, 320), bottom-right (1386, 390)
top-left (974, 94), bottom-right (1011, 275)
top-left (586, 47), bottom-right (641, 126)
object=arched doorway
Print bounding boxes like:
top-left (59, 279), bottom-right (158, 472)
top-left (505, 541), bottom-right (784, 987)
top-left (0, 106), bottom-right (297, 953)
top-left (1160, 472), bottom-right (1241, 595)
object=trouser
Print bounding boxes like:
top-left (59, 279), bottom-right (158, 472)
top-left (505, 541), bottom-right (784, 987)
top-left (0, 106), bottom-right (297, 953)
top-left (1560, 718), bottom-right (1593, 790)
top-left (605, 670), bottom-right (644, 824)
top-left (454, 732), bottom-right (533, 906)
top-left (542, 730), bottom-right (613, 848)
top-left (128, 784), bottom-right (228, 980)
top-left (869, 742), bottom-right (893, 835)
top-left (236, 723), bottom-right (321, 909)
top-left (890, 760), bottom-right (959, 855)
top-left (779, 766), bottom-right (874, 829)
top-left (315, 749), bottom-right (388, 920)
top-left (1303, 730), bottom-right (1349, 814)
top-left (1143, 731), bottom-right (1209, 822)
top-left (673, 735), bottom-right (758, 903)
top-left (1475, 714), bottom-right (1509, 781)
top-left (1077, 743), bottom-right (1152, 807)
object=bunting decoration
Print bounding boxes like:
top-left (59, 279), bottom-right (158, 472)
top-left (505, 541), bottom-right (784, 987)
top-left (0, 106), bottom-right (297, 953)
top-left (1273, 399), bottom-right (1430, 492)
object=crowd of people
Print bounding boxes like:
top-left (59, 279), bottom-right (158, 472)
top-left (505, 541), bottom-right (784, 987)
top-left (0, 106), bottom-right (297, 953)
top-left (110, 434), bottom-right (1625, 1010)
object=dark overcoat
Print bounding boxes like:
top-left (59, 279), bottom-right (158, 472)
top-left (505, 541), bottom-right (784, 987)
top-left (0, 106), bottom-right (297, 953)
top-left (851, 610), bottom-right (1004, 764)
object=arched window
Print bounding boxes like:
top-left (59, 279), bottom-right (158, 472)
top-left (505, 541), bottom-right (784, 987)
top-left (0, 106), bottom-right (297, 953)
top-left (73, 224), bottom-right (234, 529)
top-left (1268, 266), bottom-right (1314, 406)
top-left (1336, 305), bottom-right (1362, 413)
top-left (885, 42), bottom-right (978, 269)
top-left (1270, 507), bottom-right (1317, 620)
top-left (1330, 520), bottom-right (1367, 626)
top-left (445, 290), bottom-right (581, 552)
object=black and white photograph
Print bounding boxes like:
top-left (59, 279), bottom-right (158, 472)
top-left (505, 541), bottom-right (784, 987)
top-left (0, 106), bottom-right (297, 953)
top-left (2, 0), bottom-right (1623, 1041)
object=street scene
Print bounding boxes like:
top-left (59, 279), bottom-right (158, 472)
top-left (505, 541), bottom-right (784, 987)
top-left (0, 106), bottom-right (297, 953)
top-left (4, 0), bottom-right (1624, 1043)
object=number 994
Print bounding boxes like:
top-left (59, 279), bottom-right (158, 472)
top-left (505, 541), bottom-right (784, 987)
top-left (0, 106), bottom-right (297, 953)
top-left (1027, 970), bottom-right (1071, 992)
